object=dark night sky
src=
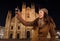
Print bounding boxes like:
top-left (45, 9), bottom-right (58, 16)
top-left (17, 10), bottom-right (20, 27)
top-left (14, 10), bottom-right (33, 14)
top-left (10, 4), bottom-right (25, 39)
top-left (0, 0), bottom-right (60, 30)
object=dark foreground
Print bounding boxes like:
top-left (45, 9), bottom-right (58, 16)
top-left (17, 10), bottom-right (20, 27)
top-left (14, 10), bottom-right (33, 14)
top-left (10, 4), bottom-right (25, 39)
top-left (0, 39), bottom-right (60, 41)
top-left (0, 39), bottom-right (30, 41)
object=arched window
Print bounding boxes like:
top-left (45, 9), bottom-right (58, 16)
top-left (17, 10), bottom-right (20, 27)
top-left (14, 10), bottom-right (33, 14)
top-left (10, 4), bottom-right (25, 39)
top-left (27, 13), bottom-right (30, 18)
top-left (18, 26), bottom-right (20, 30)
top-left (11, 26), bottom-right (13, 30)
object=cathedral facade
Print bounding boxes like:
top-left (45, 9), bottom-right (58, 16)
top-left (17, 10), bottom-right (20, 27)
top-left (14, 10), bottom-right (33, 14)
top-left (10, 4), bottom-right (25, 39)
top-left (3, 4), bottom-right (39, 39)
top-left (3, 4), bottom-right (50, 39)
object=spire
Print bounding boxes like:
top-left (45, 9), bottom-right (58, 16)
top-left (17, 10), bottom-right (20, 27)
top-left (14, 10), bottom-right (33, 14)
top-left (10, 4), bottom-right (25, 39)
top-left (15, 6), bottom-right (20, 14)
top-left (22, 3), bottom-right (26, 9)
top-left (31, 3), bottom-right (35, 9)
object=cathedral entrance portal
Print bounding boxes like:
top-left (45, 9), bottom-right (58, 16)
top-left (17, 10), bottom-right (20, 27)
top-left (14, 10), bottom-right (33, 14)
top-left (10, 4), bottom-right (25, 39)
top-left (27, 31), bottom-right (30, 39)
top-left (9, 33), bottom-right (13, 39)
top-left (16, 33), bottom-right (20, 39)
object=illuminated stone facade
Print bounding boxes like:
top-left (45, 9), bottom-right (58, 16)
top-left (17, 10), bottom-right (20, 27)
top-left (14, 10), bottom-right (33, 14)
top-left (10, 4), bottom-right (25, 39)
top-left (3, 4), bottom-right (50, 39)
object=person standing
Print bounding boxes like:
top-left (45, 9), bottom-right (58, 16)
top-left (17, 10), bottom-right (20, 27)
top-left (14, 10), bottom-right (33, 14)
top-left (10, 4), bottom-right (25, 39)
top-left (17, 8), bottom-right (56, 41)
